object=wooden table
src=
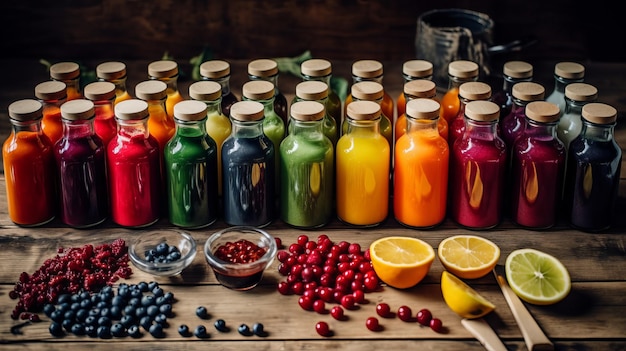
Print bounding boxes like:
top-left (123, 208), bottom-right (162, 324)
top-left (1, 59), bottom-right (625, 350)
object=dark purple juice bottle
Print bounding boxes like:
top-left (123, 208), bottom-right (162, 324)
top-left (55, 99), bottom-right (108, 228)
top-left (565, 103), bottom-right (621, 232)
top-left (491, 61), bottom-right (533, 118)
top-left (499, 82), bottom-right (545, 149)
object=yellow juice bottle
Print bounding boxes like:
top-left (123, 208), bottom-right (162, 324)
top-left (148, 60), bottom-right (185, 118)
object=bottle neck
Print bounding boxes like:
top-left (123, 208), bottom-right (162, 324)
top-left (403, 73), bottom-right (433, 83)
top-left (117, 118), bottom-right (150, 139)
top-left (580, 121), bottom-right (615, 142)
top-left (101, 77), bottom-right (128, 99)
top-left (153, 75), bottom-right (180, 94)
top-left (564, 97), bottom-right (595, 115)
top-left (231, 119), bottom-right (264, 138)
top-left (406, 116), bottom-right (438, 134)
top-left (524, 119), bottom-right (559, 141)
top-left (243, 96), bottom-right (277, 119)
top-left (503, 75), bottom-right (532, 94)
top-left (553, 75), bottom-right (584, 95)
top-left (463, 118), bottom-right (499, 141)
top-left (346, 117), bottom-right (381, 135)
top-left (203, 98), bottom-right (224, 117)
top-left (303, 73), bottom-right (332, 87)
top-left (62, 118), bottom-right (96, 138)
top-left (92, 98), bottom-right (115, 119)
top-left (448, 75), bottom-right (477, 90)
top-left (353, 75), bottom-right (383, 85)
top-left (289, 119), bottom-right (324, 139)
top-left (204, 75), bottom-right (233, 96)
top-left (146, 97), bottom-right (168, 116)
top-left (175, 118), bottom-right (208, 136)
top-left (10, 119), bottom-right (43, 134)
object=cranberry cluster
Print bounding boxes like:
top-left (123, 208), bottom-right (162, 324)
top-left (214, 239), bottom-right (268, 264)
top-left (9, 238), bottom-right (132, 320)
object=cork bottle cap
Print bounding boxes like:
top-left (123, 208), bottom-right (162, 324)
top-left (465, 100), bottom-right (500, 122)
top-left (189, 81), bottom-right (222, 101)
top-left (148, 60), bottom-right (179, 78)
top-left (525, 101), bottom-right (561, 123)
top-left (512, 82), bottom-right (545, 101)
top-left (582, 103), bottom-right (617, 124)
top-left (406, 98), bottom-right (441, 120)
top-left (35, 81), bottom-right (67, 101)
top-left (84, 81), bottom-right (116, 101)
top-left (565, 83), bottom-right (598, 101)
top-left (554, 62), bottom-right (585, 79)
top-left (199, 60), bottom-right (231, 79)
top-left (346, 100), bottom-right (381, 121)
top-left (248, 59), bottom-right (279, 77)
top-left (242, 80), bottom-right (275, 100)
top-left (61, 99), bottom-right (95, 121)
top-left (8, 99), bottom-right (43, 121)
top-left (295, 81), bottom-right (329, 100)
top-left (301, 59), bottom-right (332, 77)
top-left (448, 60), bottom-right (479, 78)
top-left (503, 61), bottom-right (533, 78)
top-left (96, 61), bottom-right (127, 80)
top-left (352, 60), bottom-right (384, 78)
top-left (351, 81), bottom-right (384, 101)
top-left (230, 100), bottom-right (265, 121)
top-left (404, 80), bottom-right (437, 98)
top-left (50, 62), bottom-right (80, 80)
top-left (290, 101), bottom-right (325, 122)
top-left (402, 60), bottom-right (433, 78)
top-left (459, 82), bottom-right (492, 100)
top-left (135, 80), bottom-right (167, 100)
top-left (173, 100), bottom-right (208, 122)
top-left (115, 99), bottom-right (149, 120)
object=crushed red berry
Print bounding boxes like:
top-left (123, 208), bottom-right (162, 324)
top-left (214, 239), bottom-right (267, 264)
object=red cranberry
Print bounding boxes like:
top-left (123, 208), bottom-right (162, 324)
top-left (340, 294), bottom-right (356, 310)
top-left (397, 305), bottom-right (413, 322)
top-left (297, 235), bottom-right (309, 246)
top-left (315, 321), bottom-right (331, 337)
top-left (416, 308), bottom-right (433, 326)
top-left (277, 281), bottom-right (291, 295)
top-left (376, 303), bottom-right (392, 318)
top-left (352, 289), bottom-right (366, 304)
top-left (348, 243), bottom-right (361, 255)
top-left (313, 299), bottom-right (326, 314)
top-left (430, 318), bottom-right (444, 333)
top-left (330, 306), bottom-right (344, 320)
top-left (365, 317), bottom-right (381, 331)
top-left (298, 296), bottom-right (314, 311)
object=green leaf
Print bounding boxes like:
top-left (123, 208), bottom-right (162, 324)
top-left (189, 47), bottom-right (214, 81)
top-left (331, 76), bottom-right (349, 102)
top-left (273, 50), bottom-right (313, 78)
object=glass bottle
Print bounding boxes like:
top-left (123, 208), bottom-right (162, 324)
top-left (247, 58), bottom-right (289, 125)
top-left (342, 81), bottom-right (393, 147)
top-left (510, 101), bottom-right (565, 229)
top-left (556, 82), bottom-right (598, 150)
top-left (448, 81), bottom-right (492, 146)
top-left (449, 100), bottom-right (506, 229)
top-left (440, 60), bottom-right (479, 125)
top-left (49, 61), bottom-right (82, 101)
top-left (135, 80), bottom-right (176, 152)
top-left (222, 100), bottom-right (275, 227)
top-left (565, 103), bottom-right (621, 232)
top-left (108, 99), bottom-right (161, 227)
top-left (280, 101), bottom-right (334, 228)
top-left (499, 82), bottom-right (546, 149)
top-left (165, 100), bottom-right (219, 228)
top-left (35, 80), bottom-right (67, 146)
top-left (148, 59), bottom-right (185, 118)
top-left (96, 61), bottom-right (132, 105)
top-left (293, 80), bottom-right (338, 145)
top-left (394, 79), bottom-right (446, 142)
top-left (344, 59), bottom-right (394, 124)
top-left (200, 59), bottom-right (239, 117)
top-left (336, 100), bottom-right (389, 227)
top-left (189, 80), bottom-right (231, 197)
top-left (299, 58), bottom-right (342, 127)
top-left (3, 99), bottom-right (56, 226)
top-left (83, 81), bottom-right (117, 147)
top-left (396, 59), bottom-right (433, 119)
top-left (491, 60), bottom-right (534, 118)
top-left (545, 61), bottom-right (585, 115)
top-left (394, 98), bottom-right (448, 228)
top-left (56, 99), bottom-right (108, 228)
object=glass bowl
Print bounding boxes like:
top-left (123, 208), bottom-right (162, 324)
top-left (204, 226), bottom-right (277, 290)
top-left (129, 229), bottom-right (197, 277)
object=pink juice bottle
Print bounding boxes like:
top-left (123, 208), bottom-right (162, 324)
top-left (448, 82), bottom-right (492, 147)
top-left (499, 82), bottom-right (546, 149)
top-left (449, 101), bottom-right (506, 229)
top-left (510, 101), bottom-right (565, 229)
top-left (83, 81), bottom-right (117, 147)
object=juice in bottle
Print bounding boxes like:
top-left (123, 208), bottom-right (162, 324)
top-left (491, 61), bottom-right (533, 118)
top-left (299, 58), bottom-right (342, 128)
top-left (96, 61), bottom-right (132, 105)
top-left (440, 60), bottom-right (479, 124)
top-left (83, 81), bottom-right (117, 146)
top-left (394, 79), bottom-right (446, 141)
top-left (35, 80), bottom-right (67, 146)
top-left (499, 82), bottom-right (546, 149)
top-left (344, 60), bottom-right (394, 128)
top-left (556, 82), bottom-right (598, 150)
top-left (448, 81), bottom-right (492, 146)
top-left (293, 80), bottom-right (338, 145)
top-left (248, 58), bottom-right (289, 125)
top-left (342, 81), bottom-right (392, 146)
top-left (49, 61), bottom-right (82, 101)
top-left (396, 59), bottom-right (433, 119)
top-left (148, 60), bottom-right (185, 118)
top-left (200, 59), bottom-right (239, 117)
top-left (135, 80), bottom-right (176, 152)
top-left (545, 61), bottom-right (585, 115)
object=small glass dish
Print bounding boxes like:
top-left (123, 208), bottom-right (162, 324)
top-left (129, 229), bottom-right (197, 277)
top-left (204, 226), bottom-right (277, 290)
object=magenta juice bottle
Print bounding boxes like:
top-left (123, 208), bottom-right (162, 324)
top-left (510, 101), bottom-right (565, 229)
top-left (450, 101), bottom-right (506, 229)
top-left (448, 82), bottom-right (492, 147)
top-left (499, 82), bottom-right (545, 149)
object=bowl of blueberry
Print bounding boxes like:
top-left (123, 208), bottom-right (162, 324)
top-left (129, 229), bottom-right (197, 277)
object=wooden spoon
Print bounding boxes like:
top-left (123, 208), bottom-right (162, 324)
top-left (462, 318), bottom-right (508, 351)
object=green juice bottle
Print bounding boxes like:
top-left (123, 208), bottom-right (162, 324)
top-left (293, 80), bottom-right (338, 146)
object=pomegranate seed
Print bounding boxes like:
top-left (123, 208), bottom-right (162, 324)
top-left (315, 321), bottom-right (331, 337)
top-left (275, 237), bottom-right (283, 248)
top-left (330, 305), bottom-right (344, 320)
top-left (397, 305), bottom-right (413, 322)
top-left (416, 308), bottom-right (433, 326)
top-left (376, 303), bottom-right (392, 318)
top-left (365, 317), bottom-right (381, 331)
top-left (430, 318), bottom-right (444, 333)
top-left (348, 243), bottom-right (361, 255)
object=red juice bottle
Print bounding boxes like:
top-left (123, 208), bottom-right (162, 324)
top-left (248, 59), bottom-right (289, 126)
top-left (396, 59), bottom-right (433, 119)
top-left (499, 82), bottom-right (545, 149)
top-left (49, 61), bottom-right (82, 101)
top-left (35, 80), bottom-right (67, 146)
top-left (449, 101), bottom-right (506, 229)
top-left (108, 99), bottom-right (161, 227)
top-left (491, 61), bottom-right (533, 118)
top-left (448, 82), bottom-right (492, 147)
top-left (83, 81), bottom-right (117, 147)
top-left (96, 61), bottom-right (132, 106)
top-left (510, 101), bottom-right (565, 229)
top-left (56, 99), bottom-right (108, 228)
top-left (200, 59), bottom-right (239, 118)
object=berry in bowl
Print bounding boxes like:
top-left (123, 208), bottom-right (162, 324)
top-left (129, 229), bottom-right (197, 277)
top-left (204, 226), bottom-right (277, 290)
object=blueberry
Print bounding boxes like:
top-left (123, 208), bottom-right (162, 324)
top-left (62, 319), bottom-right (73, 332)
top-left (71, 323), bottom-right (85, 336)
top-left (130, 289), bottom-right (143, 298)
top-left (50, 310), bottom-right (63, 323)
top-left (80, 299), bottom-right (92, 309)
top-left (127, 325), bottom-right (142, 338)
top-left (110, 306), bottom-right (123, 319)
top-left (120, 314), bottom-right (135, 328)
top-left (146, 305), bottom-right (159, 317)
top-left (194, 325), bottom-right (208, 338)
top-left (43, 303), bottom-right (56, 317)
top-left (178, 324), bottom-right (191, 337)
top-left (70, 294), bottom-right (81, 303)
top-left (111, 296), bottom-right (126, 307)
top-left (117, 286), bottom-right (130, 299)
top-left (57, 294), bottom-right (71, 304)
top-left (148, 323), bottom-right (164, 338)
top-left (238, 323), bottom-right (252, 336)
top-left (85, 324), bottom-right (97, 337)
top-left (89, 308), bottom-right (101, 317)
top-left (159, 304), bottom-right (173, 317)
top-left (135, 306), bottom-right (147, 319)
top-left (124, 305), bottom-right (136, 316)
top-left (84, 316), bottom-right (97, 327)
top-left (57, 302), bottom-right (71, 313)
top-left (97, 325), bottom-right (112, 339)
top-left (96, 301), bottom-right (108, 309)
top-left (70, 302), bottom-right (81, 311)
top-left (49, 322), bottom-right (64, 337)
top-left (162, 292), bottom-right (174, 303)
top-left (167, 251), bottom-right (181, 261)
top-left (98, 316), bottom-right (111, 327)
top-left (140, 316), bottom-right (153, 331)
top-left (196, 306), bottom-right (208, 319)
top-left (79, 291), bottom-right (91, 301)
top-left (156, 242), bottom-right (169, 255)
top-left (152, 287), bottom-right (164, 297)
top-left (154, 313), bottom-right (168, 325)
top-left (75, 309), bottom-right (89, 322)
top-left (141, 295), bottom-right (155, 307)
top-left (128, 297), bottom-right (141, 307)
top-left (99, 307), bottom-right (111, 318)
top-left (253, 323), bottom-right (267, 337)
top-left (111, 323), bottom-right (126, 337)
top-left (214, 319), bottom-right (229, 332)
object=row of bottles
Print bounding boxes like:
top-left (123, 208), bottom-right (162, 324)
top-left (3, 57), bottom-right (621, 233)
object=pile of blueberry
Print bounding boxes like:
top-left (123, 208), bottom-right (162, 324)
top-left (44, 281), bottom-right (175, 339)
top-left (145, 242), bottom-right (182, 263)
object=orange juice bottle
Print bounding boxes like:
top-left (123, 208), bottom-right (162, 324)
top-left (49, 61), bottom-right (82, 101)
top-left (336, 100), bottom-right (390, 226)
top-left (440, 60), bottom-right (479, 125)
top-left (35, 80), bottom-right (67, 146)
top-left (148, 60), bottom-right (185, 118)
top-left (394, 98), bottom-right (449, 228)
top-left (342, 81), bottom-right (392, 146)
top-left (394, 79), bottom-right (447, 142)
top-left (344, 60), bottom-right (394, 130)
top-left (135, 80), bottom-right (176, 152)
top-left (396, 59), bottom-right (433, 119)
top-left (96, 61), bottom-right (132, 105)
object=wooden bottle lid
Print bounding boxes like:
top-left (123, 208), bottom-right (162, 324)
top-left (148, 60), bottom-right (179, 78)
top-left (403, 60), bottom-right (433, 78)
top-left (582, 103), bottom-right (617, 124)
top-left (554, 62), bottom-right (585, 79)
top-left (512, 82), bottom-right (545, 101)
top-left (248, 59), bottom-right (279, 77)
top-left (406, 98), bottom-right (441, 120)
top-left (60, 99), bottom-right (95, 121)
top-left (503, 61), bottom-right (533, 79)
top-left (448, 60), bottom-right (479, 78)
top-left (200, 60), bottom-right (231, 79)
top-left (346, 100), bottom-right (381, 121)
top-left (189, 81), bottom-right (222, 101)
top-left (173, 100), bottom-right (208, 122)
top-left (459, 82), bottom-right (492, 100)
top-left (565, 83), bottom-right (598, 101)
top-left (84, 81), bottom-right (116, 101)
top-left (296, 81), bottom-right (329, 100)
top-left (525, 101), bottom-right (561, 123)
top-left (230, 100), bottom-right (265, 121)
top-left (8, 99), bottom-right (43, 121)
top-left (301, 59), bottom-right (332, 77)
top-left (404, 80), bottom-right (437, 98)
top-left (352, 59), bottom-right (384, 78)
top-left (96, 61), bottom-right (127, 80)
top-left (465, 100), bottom-right (500, 122)
top-left (290, 101), bottom-right (325, 121)
top-left (114, 99), bottom-right (149, 120)
top-left (242, 80), bottom-right (275, 100)
top-left (351, 81), bottom-right (384, 101)
top-left (135, 80), bottom-right (167, 101)
top-left (50, 62), bottom-right (80, 80)
top-left (34, 81), bottom-right (67, 101)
